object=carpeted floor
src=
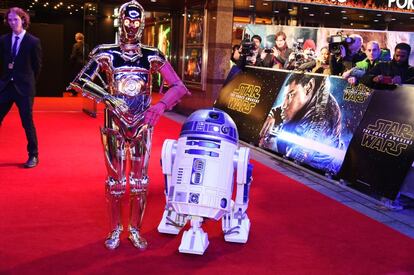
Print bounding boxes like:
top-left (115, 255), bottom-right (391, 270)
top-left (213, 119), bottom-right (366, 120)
top-left (0, 98), bottom-right (414, 274)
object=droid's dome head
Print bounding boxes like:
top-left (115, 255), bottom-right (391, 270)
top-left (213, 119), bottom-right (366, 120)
top-left (118, 0), bottom-right (145, 44)
top-left (180, 108), bottom-right (239, 145)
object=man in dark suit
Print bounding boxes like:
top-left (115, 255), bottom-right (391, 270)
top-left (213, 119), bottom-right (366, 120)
top-left (0, 7), bottom-right (42, 168)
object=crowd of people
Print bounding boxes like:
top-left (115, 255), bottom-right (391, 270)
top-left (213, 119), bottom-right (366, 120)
top-left (231, 31), bottom-right (414, 88)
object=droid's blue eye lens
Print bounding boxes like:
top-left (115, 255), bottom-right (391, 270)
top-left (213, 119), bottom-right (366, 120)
top-left (209, 112), bottom-right (219, 119)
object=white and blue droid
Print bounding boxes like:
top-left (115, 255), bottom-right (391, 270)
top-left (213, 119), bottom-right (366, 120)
top-left (158, 108), bottom-right (253, 255)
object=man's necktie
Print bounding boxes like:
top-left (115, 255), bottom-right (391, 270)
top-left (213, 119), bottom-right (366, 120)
top-left (12, 36), bottom-right (19, 60)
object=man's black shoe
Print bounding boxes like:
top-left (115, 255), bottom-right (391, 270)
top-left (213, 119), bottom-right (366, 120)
top-left (24, 156), bottom-right (39, 168)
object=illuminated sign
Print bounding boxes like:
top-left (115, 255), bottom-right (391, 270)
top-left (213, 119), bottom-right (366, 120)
top-left (388, 0), bottom-right (414, 10)
top-left (269, 0), bottom-right (413, 13)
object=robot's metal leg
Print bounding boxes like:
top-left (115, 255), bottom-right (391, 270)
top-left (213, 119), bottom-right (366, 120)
top-left (128, 176), bottom-right (148, 249)
top-left (101, 128), bottom-right (127, 249)
top-left (128, 126), bottom-right (152, 249)
top-left (104, 177), bottom-right (125, 249)
top-left (179, 216), bottom-right (209, 255)
top-left (222, 200), bottom-right (251, 244)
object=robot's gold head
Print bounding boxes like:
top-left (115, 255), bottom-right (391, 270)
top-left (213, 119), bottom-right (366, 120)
top-left (119, 0), bottom-right (145, 44)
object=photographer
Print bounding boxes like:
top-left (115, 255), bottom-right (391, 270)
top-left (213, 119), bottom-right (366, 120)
top-left (273, 31), bottom-right (292, 66)
top-left (284, 39), bottom-right (316, 72)
top-left (230, 44), bottom-right (241, 67)
top-left (259, 31), bottom-right (292, 69)
top-left (311, 47), bottom-right (331, 75)
top-left (342, 41), bottom-right (389, 85)
top-left (224, 36), bottom-right (263, 85)
top-left (329, 34), bottom-right (366, 76)
top-left (361, 43), bottom-right (414, 89)
top-left (244, 34), bottom-right (264, 66)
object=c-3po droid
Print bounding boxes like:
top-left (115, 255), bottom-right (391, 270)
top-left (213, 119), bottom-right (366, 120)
top-left (157, 108), bottom-right (253, 255)
top-left (69, 0), bottom-right (189, 250)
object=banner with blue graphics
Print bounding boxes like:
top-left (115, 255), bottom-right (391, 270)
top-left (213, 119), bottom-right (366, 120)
top-left (259, 72), bottom-right (373, 174)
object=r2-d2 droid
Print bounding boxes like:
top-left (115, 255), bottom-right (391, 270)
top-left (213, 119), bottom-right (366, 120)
top-left (158, 108), bottom-right (253, 255)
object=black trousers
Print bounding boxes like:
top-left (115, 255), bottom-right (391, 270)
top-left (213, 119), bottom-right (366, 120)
top-left (0, 83), bottom-right (38, 158)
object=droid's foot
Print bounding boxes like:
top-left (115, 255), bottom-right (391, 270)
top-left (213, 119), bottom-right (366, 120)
top-left (223, 214), bottom-right (250, 243)
top-left (178, 228), bottom-right (209, 255)
top-left (157, 208), bottom-right (187, 235)
top-left (128, 227), bottom-right (147, 250)
top-left (104, 227), bottom-right (122, 250)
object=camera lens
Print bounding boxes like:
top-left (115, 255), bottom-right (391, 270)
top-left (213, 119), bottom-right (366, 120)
top-left (209, 112), bottom-right (219, 119)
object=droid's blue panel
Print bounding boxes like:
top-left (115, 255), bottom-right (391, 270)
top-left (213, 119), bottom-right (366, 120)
top-left (220, 198), bottom-right (227, 208)
top-left (189, 193), bottom-right (200, 204)
top-left (175, 191), bottom-right (187, 202)
top-left (176, 168), bottom-right (184, 184)
top-left (191, 158), bottom-right (205, 185)
top-left (185, 149), bottom-right (219, 157)
top-left (186, 140), bottom-right (221, 149)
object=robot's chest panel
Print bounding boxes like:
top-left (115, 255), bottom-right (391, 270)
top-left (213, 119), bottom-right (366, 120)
top-left (110, 54), bottom-right (151, 97)
top-left (114, 70), bottom-right (148, 96)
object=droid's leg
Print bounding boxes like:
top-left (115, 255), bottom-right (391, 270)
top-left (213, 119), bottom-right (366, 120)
top-left (128, 125), bottom-right (152, 249)
top-left (222, 147), bottom-right (253, 243)
top-left (158, 139), bottom-right (188, 234)
top-left (101, 128), bottom-right (127, 249)
top-left (179, 216), bottom-right (209, 255)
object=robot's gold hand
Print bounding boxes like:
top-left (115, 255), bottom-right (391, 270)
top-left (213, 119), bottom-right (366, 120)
top-left (104, 95), bottom-right (129, 114)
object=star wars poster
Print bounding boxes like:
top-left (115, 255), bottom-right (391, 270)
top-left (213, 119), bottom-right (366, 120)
top-left (214, 67), bottom-right (286, 143)
top-left (259, 72), bottom-right (373, 174)
top-left (339, 87), bottom-right (414, 199)
top-left (184, 48), bottom-right (202, 83)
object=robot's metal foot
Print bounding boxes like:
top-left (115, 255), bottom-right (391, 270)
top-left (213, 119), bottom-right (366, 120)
top-left (222, 213), bottom-right (251, 243)
top-left (128, 227), bottom-right (148, 250)
top-left (104, 226), bottom-right (123, 250)
top-left (178, 217), bottom-right (209, 255)
top-left (158, 208), bottom-right (187, 235)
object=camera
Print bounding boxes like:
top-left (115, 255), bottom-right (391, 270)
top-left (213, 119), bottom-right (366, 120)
top-left (292, 38), bottom-right (305, 60)
top-left (240, 33), bottom-right (255, 56)
top-left (328, 32), bottom-right (354, 55)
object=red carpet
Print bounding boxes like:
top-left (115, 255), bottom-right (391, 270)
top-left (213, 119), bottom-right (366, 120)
top-left (1, 98), bottom-right (414, 274)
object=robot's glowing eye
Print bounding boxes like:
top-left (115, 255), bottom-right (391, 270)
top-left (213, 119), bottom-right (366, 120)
top-left (213, 126), bottom-right (219, 132)
top-left (128, 10), bottom-right (140, 18)
top-left (134, 21), bottom-right (140, 28)
top-left (124, 19), bottom-right (130, 26)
